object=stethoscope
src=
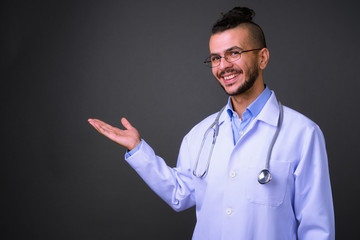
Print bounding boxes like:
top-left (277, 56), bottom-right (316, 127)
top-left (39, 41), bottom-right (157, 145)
top-left (193, 101), bottom-right (284, 184)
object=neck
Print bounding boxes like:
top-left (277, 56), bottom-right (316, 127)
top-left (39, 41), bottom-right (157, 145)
top-left (230, 79), bottom-right (265, 117)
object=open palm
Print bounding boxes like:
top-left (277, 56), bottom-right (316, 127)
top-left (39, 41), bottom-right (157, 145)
top-left (88, 117), bottom-right (141, 150)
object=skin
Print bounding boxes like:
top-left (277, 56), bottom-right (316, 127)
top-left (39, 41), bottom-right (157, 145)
top-left (88, 25), bottom-right (269, 149)
top-left (88, 117), bottom-right (140, 150)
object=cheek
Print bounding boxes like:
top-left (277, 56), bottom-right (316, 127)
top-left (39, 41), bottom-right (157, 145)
top-left (240, 62), bottom-right (251, 75)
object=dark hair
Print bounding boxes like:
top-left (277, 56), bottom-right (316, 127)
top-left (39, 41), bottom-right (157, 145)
top-left (212, 7), bottom-right (267, 48)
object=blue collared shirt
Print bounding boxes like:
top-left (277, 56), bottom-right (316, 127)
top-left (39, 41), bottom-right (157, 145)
top-left (226, 86), bottom-right (272, 144)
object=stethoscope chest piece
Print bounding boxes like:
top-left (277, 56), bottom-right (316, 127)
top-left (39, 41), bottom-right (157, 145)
top-left (258, 169), bottom-right (272, 184)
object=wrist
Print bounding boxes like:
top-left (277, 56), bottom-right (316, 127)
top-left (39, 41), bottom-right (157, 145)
top-left (128, 138), bottom-right (141, 151)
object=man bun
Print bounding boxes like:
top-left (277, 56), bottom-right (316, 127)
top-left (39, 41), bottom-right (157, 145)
top-left (211, 6), bottom-right (266, 48)
top-left (223, 7), bottom-right (255, 22)
top-left (212, 7), bottom-right (256, 34)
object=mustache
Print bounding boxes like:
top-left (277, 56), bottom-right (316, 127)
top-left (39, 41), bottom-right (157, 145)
top-left (217, 69), bottom-right (243, 78)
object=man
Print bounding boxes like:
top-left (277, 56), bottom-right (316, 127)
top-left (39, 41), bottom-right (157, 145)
top-left (88, 7), bottom-right (335, 240)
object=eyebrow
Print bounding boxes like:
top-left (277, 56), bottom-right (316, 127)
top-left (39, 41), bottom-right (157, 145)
top-left (210, 46), bottom-right (243, 56)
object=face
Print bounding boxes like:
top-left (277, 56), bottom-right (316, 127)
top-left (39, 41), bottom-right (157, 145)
top-left (209, 27), bottom-right (263, 96)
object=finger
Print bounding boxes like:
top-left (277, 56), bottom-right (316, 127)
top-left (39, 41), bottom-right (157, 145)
top-left (89, 119), bottom-right (114, 135)
top-left (89, 118), bottom-right (110, 127)
top-left (88, 120), bottom-right (105, 134)
top-left (90, 119), bottom-right (114, 131)
top-left (88, 119), bottom-right (100, 130)
top-left (121, 117), bottom-right (134, 130)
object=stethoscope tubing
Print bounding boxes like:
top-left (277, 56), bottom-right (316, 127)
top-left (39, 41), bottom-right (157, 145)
top-left (193, 106), bottom-right (225, 178)
top-left (258, 101), bottom-right (283, 184)
top-left (193, 101), bottom-right (283, 185)
top-left (265, 101), bottom-right (283, 170)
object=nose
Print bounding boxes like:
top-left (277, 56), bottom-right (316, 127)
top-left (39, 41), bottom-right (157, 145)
top-left (218, 57), bottom-right (233, 70)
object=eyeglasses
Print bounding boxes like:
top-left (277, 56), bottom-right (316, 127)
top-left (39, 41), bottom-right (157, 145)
top-left (204, 48), bottom-right (263, 68)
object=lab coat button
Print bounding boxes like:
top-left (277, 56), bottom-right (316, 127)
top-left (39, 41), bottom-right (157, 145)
top-left (230, 171), bottom-right (236, 178)
top-left (226, 208), bottom-right (232, 215)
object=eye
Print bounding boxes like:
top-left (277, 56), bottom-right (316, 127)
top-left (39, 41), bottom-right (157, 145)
top-left (210, 55), bottom-right (221, 62)
top-left (229, 51), bottom-right (240, 57)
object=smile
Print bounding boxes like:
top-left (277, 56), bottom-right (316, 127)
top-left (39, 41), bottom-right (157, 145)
top-left (223, 73), bottom-right (239, 80)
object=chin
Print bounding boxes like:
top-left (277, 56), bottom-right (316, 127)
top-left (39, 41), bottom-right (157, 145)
top-left (224, 84), bottom-right (242, 95)
top-left (225, 83), bottom-right (253, 96)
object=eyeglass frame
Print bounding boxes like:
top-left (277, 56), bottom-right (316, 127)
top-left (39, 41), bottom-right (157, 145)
top-left (204, 48), bottom-right (263, 68)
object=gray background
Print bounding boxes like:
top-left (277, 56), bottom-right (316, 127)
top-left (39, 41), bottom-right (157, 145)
top-left (2, 0), bottom-right (359, 239)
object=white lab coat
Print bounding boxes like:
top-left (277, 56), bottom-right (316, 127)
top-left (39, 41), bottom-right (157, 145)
top-left (126, 92), bottom-right (335, 240)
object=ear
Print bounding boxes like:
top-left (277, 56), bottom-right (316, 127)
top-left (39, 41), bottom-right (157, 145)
top-left (258, 48), bottom-right (269, 70)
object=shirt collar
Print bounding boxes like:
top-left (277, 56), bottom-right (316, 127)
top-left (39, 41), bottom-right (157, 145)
top-left (226, 86), bottom-right (272, 120)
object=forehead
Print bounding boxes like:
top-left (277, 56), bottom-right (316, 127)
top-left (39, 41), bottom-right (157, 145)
top-left (209, 26), bottom-right (251, 54)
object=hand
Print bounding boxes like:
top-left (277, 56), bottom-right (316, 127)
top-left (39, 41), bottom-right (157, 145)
top-left (88, 117), bottom-right (141, 150)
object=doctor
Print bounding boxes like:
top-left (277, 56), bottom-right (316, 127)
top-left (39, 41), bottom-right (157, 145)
top-left (88, 7), bottom-right (335, 240)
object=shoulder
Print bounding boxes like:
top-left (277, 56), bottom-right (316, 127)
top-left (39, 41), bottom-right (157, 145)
top-left (282, 105), bottom-right (324, 141)
top-left (283, 105), bottom-right (319, 129)
top-left (183, 110), bottom-right (223, 141)
top-left (190, 112), bottom-right (218, 132)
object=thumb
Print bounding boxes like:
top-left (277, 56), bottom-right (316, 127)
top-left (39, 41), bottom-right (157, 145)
top-left (121, 117), bottom-right (134, 130)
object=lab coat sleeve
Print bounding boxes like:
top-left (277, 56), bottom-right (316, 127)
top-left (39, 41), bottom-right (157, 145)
top-left (125, 138), bottom-right (195, 212)
top-left (294, 125), bottom-right (335, 240)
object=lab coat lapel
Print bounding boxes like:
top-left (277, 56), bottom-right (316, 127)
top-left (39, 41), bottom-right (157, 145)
top-left (233, 92), bottom-right (280, 148)
top-left (256, 91), bottom-right (280, 127)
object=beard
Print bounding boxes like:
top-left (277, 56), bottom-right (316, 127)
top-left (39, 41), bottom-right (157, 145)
top-left (218, 62), bottom-right (259, 96)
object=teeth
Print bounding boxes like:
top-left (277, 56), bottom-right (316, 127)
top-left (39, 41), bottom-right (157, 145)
top-left (224, 74), bottom-right (238, 80)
